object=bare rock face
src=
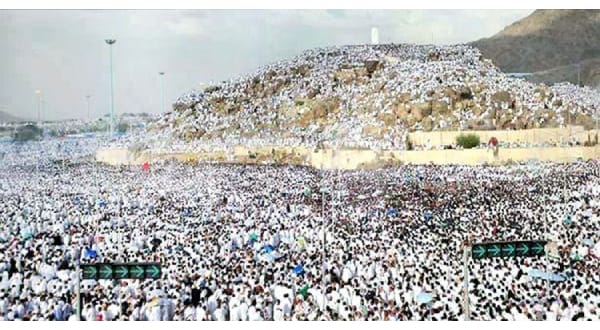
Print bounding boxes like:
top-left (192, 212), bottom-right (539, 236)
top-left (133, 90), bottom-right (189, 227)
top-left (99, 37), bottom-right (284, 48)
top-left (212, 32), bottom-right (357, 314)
top-left (421, 117), bottom-right (434, 131)
top-left (432, 101), bottom-right (450, 115)
top-left (298, 98), bottom-right (340, 125)
top-left (575, 113), bottom-right (596, 129)
top-left (491, 91), bottom-right (512, 103)
top-left (411, 102), bottom-right (433, 121)
top-left (291, 64), bottom-right (312, 77)
top-left (398, 93), bottom-right (412, 103)
top-left (427, 51), bottom-right (440, 61)
top-left (174, 102), bottom-right (193, 112)
top-left (458, 87), bottom-right (474, 100)
top-left (378, 113), bottom-right (397, 126)
top-left (365, 60), bottom-right (384, 75)
top-left (264, 70), bottom-right (277, 80)
top-left (395, 104), bottom-right (410, 120)
top-left (552, 99), bottom-right (563, 107)
top-left (362, 125), bottom-right (380, 136)
top-left (472, 107), bottom-right (484, 117)
top-left (307, 88), bottom-right (320, 99)
top-left (334, 69), bottom-right (355, 84)
top-left (405, 114), bottom-right (417, 128)
top-left (444, 87), bottom-right (459, 101)
top-left (498, 113), bottom-right (514, 129)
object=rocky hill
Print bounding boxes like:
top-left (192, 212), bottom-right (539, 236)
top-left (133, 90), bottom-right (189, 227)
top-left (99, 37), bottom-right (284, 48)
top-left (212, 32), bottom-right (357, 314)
top-left (471, 9), bottom-right (600, 86)
top-left (148, 43), bottom-right (599, 150)
top-left (0, 110), bottom-right (23, 123)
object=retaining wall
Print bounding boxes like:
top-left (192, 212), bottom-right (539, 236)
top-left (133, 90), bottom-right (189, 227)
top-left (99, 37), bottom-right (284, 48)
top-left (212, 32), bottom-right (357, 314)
top-left (97, 145), bottom-right (600, 170)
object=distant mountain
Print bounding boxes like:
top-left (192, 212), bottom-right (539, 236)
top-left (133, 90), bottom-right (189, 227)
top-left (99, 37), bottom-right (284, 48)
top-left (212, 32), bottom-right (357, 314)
top-left (0, 110), bottom-right (24, 123)
top-left (471, 9), bottom-right (600, 87)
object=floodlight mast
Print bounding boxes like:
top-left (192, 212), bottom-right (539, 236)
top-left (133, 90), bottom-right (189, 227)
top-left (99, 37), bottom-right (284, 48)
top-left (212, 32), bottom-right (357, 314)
top-left (105, 39), bottom-right (116, 137)
top-left (159, 72), bottom-right (165, 115)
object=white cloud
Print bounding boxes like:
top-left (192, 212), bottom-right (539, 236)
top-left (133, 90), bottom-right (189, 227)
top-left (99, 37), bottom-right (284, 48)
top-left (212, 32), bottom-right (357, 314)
top-left (165, 17), bottom-right (205, 36)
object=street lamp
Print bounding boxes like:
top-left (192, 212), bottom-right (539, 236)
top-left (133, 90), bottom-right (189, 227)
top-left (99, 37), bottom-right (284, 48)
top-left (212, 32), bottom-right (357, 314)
top-left (159, 72), bottom-right (165, 115)
top-left (86, 95), bottom-right (91, 122)
top-left (35, 90), bottom-right (42, 125)
top-left (105, 39), bottom-right (116, 136)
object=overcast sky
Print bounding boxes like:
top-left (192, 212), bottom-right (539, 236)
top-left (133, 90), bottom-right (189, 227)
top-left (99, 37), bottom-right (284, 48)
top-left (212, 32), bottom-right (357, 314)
top-left (0, 9), bottom-right (533, 121)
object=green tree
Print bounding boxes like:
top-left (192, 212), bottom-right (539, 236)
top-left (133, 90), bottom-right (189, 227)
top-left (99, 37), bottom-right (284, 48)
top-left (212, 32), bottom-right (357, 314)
top-left (117, 122), bottom-right (128, 133)
top-left (13, 124), bottom-right (42, 142)
top-left (456, 133), bottom-right (481, 149)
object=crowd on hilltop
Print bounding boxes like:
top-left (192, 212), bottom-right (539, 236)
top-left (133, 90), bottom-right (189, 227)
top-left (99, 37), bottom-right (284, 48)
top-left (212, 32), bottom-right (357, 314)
top-left (1, 138), bottom-right (599, 321)
top-left (135, 44), bottom-right (600, 153)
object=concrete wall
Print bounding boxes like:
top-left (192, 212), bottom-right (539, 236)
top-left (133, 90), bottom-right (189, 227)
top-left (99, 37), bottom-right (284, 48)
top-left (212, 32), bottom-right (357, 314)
top-left (97, 145), bottom-right (600, 169)
top-left (96, 148), bottom-right (147, 166)
top-left (388, 146), bottom-right (599, 166)
top-left (409, 126), bottom-right (597, 146)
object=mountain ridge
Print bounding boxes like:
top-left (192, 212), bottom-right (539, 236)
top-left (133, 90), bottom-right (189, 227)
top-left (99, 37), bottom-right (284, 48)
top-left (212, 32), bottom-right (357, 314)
top-left (471, 9), bottom-right (600, 86)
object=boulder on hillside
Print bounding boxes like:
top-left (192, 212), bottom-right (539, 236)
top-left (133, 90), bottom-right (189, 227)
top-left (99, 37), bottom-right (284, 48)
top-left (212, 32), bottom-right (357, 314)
top-left (486, 108), bottom-right (497, 120)
top-left (411, 102), bottom-right (433, 121)
top-left (174, 102), bottom-right (193, 112)
top-left (575, 113), bottom-right (595, 130)
top-left (226, 104), bottom-right (240, 115)
top-left (395, 104), bottom-right (410, 119)
top-left (459, 87), bottom-right (473, 100)
top-left (264, 70), bottom-right (277, 80)
top-left (353, 68), bottom-right (370, 83)
top-left (491, 91), bottom-right (512, 103)
top-left (432, 101), bottom-right (450, 115)
top-left (205, 85), bottom-right (221, 93)
top-left (498, 113), bottom-right (514, 129)
top-left (471, 84), bottom-right (486, 94)
top-left (307, 88), bottom-right (320, 99)
top-left (398, 93), bottom-right (412, 103)
top-left (334, 69), bottom-right (355, 84)
top-left (444, 87), bottom-right (459, 101)
top-left (422, 117), bottom-right (434, 131)
top-left (427, 51), bottom-right (440, 61)
top-left (472, 107), bottom-right (484, 116)
top-left (365, 60), bottom-right (383, 75)
top-left (404, 115), bottom-right (417, 128)
top-left (468, 118), bottom-right (486, 130)
top-left (378, 113), bottom-right (397, 126)
top-left (362, 125), bottom-right (380, 136)
top-left (291, 64), bottom-right (312, 77)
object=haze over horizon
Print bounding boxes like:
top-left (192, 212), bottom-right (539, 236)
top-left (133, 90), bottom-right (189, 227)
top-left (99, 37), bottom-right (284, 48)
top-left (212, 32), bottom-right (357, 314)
top-left (0, 9), bottom-right (532, 121)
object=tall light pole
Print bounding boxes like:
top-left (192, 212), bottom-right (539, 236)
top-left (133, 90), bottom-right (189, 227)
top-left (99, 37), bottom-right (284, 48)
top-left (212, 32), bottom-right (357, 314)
top-left (86, 95), bottom-right (91, 122)
top-left (105, 39), bottom-right (116, 137)
top-left (159, 72), bottom-right (165, 115)
top-left (35, 90), bottom-right (42, 125)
